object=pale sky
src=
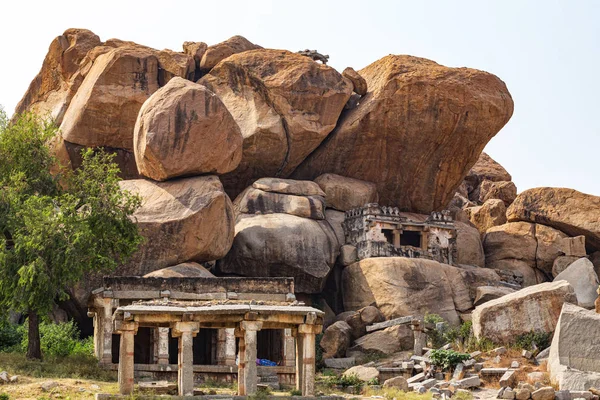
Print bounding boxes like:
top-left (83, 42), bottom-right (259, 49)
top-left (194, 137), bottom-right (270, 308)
top-left (1, 1), bottom-right (599, 196)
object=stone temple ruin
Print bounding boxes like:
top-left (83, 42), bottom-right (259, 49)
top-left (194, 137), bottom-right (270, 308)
top-left (87, 276), bottom-right (323, 396)
top-left (343, 203), bottom-right (458, 265)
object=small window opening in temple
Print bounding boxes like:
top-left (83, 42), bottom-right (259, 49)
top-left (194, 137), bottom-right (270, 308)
top-left (382, 228), bottom-right (395, 244)
top-left (400, 230), bottom-right (421, 248)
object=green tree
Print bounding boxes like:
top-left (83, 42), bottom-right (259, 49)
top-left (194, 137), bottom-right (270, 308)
top-left (0, 110), bottom-right (142, 360)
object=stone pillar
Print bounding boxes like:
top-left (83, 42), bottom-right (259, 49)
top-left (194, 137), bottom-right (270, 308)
top-left (240, 321), bottom-right (263, 396)
top-left (116, 321), bottom-right (138, 395)
top-left (236, 329), bottom-right (247, 396)
top-left (283, 328), bottom-right (296, 367)
top-left (294, 328), bottom-right (304, 392)
top-left (298, 324), bottom-right (322, 396)
top-left (410, 320), bottom-right (427, 356)
top-left (157, 327), bottom-right (170, 365)
top-left (90, 311), bottom-right (101, 360)
top-left (173, 322), bottom-right (200, 396)
top-left (224, 328), bottom-right (236, 365)
top-left (101, 297), bottom-right (115, 364)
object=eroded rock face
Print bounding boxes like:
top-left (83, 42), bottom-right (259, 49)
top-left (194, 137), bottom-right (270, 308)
top-left (14, 28), bottom-right (102, 124)
top-left (472, 280), bottom-right (577, 343)
top-left (61, 45), bottom-right (161, 150)
top-left (484, 222), bottom-right (567, 285)
top-left (252, 177), bottom-right (325, 196)
top-left (143, 262), bottom-right (215, 278)
top-left (507, 188), bottom-right (600, 252)
top-left (474, 286), bottom-right (516, 306)
top-left (199, 35), bottom-right (261, 73)
top-left (293, 55), bottom-right (514, 214)
top-left (348, 325), bottom-right (413, 356)
top-left (119, 176), bottom-right (235, 274)
top-left (455, 221), bottom-right (485, 267)
top-left (200, 49), bottom-right (354, 197)
top-left (314, 173), bottom-right (378, 211)
top-left (217, 213), bottom-right (340, 293)
top-left (320, 321), bottom-right (353, 359)
top-left (467, 199), bottom-right (507, 236)
top-left (134, 77), bottom-right (242, 181)
top-left (341, 257), bottom-right (502, 325)
top-left (233, 187), bottom-right (325, 220)
top-left (342, 67), bottom-right (367, 96)
top-left (554, 258), bottom-right (599, 309)
top-left (478, 180), bottom-right (517, 206)
top-left (549, 303), bottom-right (600, 390)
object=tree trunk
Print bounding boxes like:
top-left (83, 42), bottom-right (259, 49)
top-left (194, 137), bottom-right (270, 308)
top-left (26, 310), bottom-right (42, 360)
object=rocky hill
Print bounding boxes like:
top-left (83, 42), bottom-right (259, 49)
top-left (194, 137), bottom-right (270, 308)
top-left (15, 29), bottom-right (600, 349)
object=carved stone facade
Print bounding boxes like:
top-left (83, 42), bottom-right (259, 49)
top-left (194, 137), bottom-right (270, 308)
top-left (343, 203), bottom-right (458, 265)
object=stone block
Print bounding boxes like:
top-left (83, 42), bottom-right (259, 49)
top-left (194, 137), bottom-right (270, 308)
top-left (560, 236), bottom-right (587, 257)
top-left (456, 375), bottom-right (481, 389)
top-left (500, 370), bottom-right (517, 388)
top-left (324, 357), bottom-right (356, 369)
top-left (515, 388), bottom-right (532, 400)
top-left (531, 387), bottom-right (555, 400)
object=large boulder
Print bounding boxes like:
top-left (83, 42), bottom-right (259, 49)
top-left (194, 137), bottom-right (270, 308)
top-left (133, 77), bottom-right (243, 181)
top-left (341, 257), bottom-right (502, 325)
top-left (199, 35), bottom-right (261, 73)
top-left (143, 262), bottom-right (215, 278)
top-left (348, 325), bottom-right (414, 356)
top-left (342, 306), bottom-right (385, 339)
top-left (60, 45), bottom-right (161, 150)
top-left (217, 213), bottom-right (340, 293)
top-left (293, 55), bottom-right (513, 213)
top-left (554, 258), bottom-right (599, 309)
top-left (467, 199), bottom-right (507, 236)
top-left (252, 178), bottom-right (325, 197)
top-left (484, 222), bottom-right (566, 285)
top-left (320, 321), bottom-right (353, 359)
top-left (473, 286), bottom-right (516, 306)
top-left (471, 280), bottom-right (577, 343)
top-left (314, 173), bottom-right (378, 211)
top-left (233, 187), bottom-right (325, 220)
top-left (548, 303), bottom-right (600, 390)
top-left (455, 221), bottom-right (485, 267)
top-left (200, 49), bottom-right (353, 197)
top-left (477, 180), bottom-right (517, 206)
top-left (552, 256), bottom-right (582, 277)
top-left (119, 175), bottom-right (235, 274)
top-left (507, 188), bottom-right (600, 252)
top-left (14, 28), bottom-right (102, 124)
top-left (466, 152), bottom-right (512, 187)
top-left (343, 366), bottom-right (379, 382)
top-left (342, 67), bottom-right (367, 96)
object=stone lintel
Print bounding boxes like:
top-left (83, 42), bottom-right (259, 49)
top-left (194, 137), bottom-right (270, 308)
top-left (298, 324), bottom-right (322, 335)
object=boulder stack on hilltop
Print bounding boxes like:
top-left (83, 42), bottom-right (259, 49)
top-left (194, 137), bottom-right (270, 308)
top-left (14, 28), bottom-right (600, 396)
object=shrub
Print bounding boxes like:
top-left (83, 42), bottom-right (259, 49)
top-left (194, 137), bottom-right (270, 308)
top-left (326, 373), bottom-right (364, 388)
top-left (0, 393), bottom-right (9, 400)
top-left (515, 331), bottom-right (552, 351)
top-left (429, 349), bottom-right (471, 370)
top-left (0, 317), bottom-right (22, 352)
top-left (290, 389), bottom-right (302, 396)
top-left (20, 320), bottom-right (93, 358)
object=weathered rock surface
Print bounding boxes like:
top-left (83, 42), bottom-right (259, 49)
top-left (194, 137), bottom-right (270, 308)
top-left (383, 376), bottom-right (409, 391)
top-left (143, 262), bottom-right (215, 278)
top-left (199, 35), bottom-right (261, 73)
top-left (314, 173), bottom-right (378, 211)
top-left (464, 152), bottom-right (512, 202)
top-left (60, 45), bottom-right (160, 150)
top-left (182, 41), bottom-right (208, 69)
top-left (554, 258), bottom-right (599, 308)
top-left (549, 303), bottom-right (600, 390)
top-left (455, 221), bottom-right (485, 267)
top-left (294, 55), bottom-right (513, 214)
top-left (156, 49), bottom-right (195, 85)
top-left (217, 213), bottom-right (339, 293)
top-left (201, 49), bottom-right (353, 197)
top-left (233, 187), bottom-right (325, 220)
top-left (472, 280), bottom-right (577, 343)
top-left (342, 257), bottom-right (502, 325)
top-left (119, 175), bottom-right (235, 274)
top-left (552, 256), bottom-right (582, 277)
top-left (507, 188), bottom-right (600, 252)
top-left (59, 139), bottom-right (140, 179)
top-left (467, 199), bottom-right (507, 236)
top-left (133, 77), bottom-right (242, 181)
top-left (348, 325), bottom-right (414, 356)
top-left (473, 286), bottom-right (516, 306)
top-left (325, 209), bottom-right (345, 246)
top-left (484, 222), bottom-right (567, 285)
top-left (342, 67), bottom-right (367, 96)
top-left (320, 321), bottom-right (353, 359)
top-left (342, 306), bottom-right (385, 339)
top-left (252, 178), bottom-right (325, 197)
top-left (14, 28), bottom-right (102, 124)
top-left (478, 180), bottom-right (517, 206)
top-left (342, 365), bottom-right (379, 382)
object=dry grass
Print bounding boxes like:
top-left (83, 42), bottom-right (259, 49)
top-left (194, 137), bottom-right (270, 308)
top-left (0, 377), bottom-right (119, 400)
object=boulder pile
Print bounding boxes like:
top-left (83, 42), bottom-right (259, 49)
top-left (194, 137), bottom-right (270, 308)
top-left (16, 30), bottom-right (600, 388)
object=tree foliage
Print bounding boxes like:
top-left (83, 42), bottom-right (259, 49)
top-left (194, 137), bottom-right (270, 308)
top-left (0, 110), bottom-right (142, 358)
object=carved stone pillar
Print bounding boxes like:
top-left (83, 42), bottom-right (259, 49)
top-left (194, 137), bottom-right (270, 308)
top-left (236, 329), bottom-right (246, 396)
top-left (239, 321), bottom-right (263, 396)
top-left (283, 328), bottom-right (296, 367)
top-left (173, 322), bottom-right (200, 396)
top-left (115, 321), bottom-right (138, 395)
top-left (101, 297), bottom-right (115, 364)
top-left (157, 327), bottom-right (170, 365)
top-left (410, 320), bottom-right (427, 356)
top-left (298, 324), bottom-right (322, 396)
top-left (294, 328), bottom-right (304, 392)
top-left (224, 328), bottom-right (236, 365)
